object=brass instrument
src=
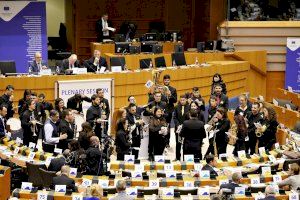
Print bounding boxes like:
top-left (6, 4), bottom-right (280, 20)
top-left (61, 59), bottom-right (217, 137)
top-left (255, 124), bottom-right (267, 137)
top-left (227, 123), bottom-right (238, 145)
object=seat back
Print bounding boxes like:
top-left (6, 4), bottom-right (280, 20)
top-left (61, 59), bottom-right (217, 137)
top-left (0, 61), bottom-right (16, 74)
top-left (171, 53), bottom-right (186, 66)
top-left (110, 57), bottom-right (125, 70)
top-left (39, 168), bottom-right (57, 188)
top-left (154, 56), bottom-right (166, 68)
top-left (174, 188), bottom-right (198, 195)
top-left (139, 58), bottom-right (152, 69)
top-left (26, 162), bottom-right (46, 187)
top-left (137, 188), bottom-right (159, 195)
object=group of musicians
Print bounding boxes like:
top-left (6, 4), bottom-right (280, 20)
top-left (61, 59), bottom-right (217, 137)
top-left (0, 71), bottom-right (279, 162)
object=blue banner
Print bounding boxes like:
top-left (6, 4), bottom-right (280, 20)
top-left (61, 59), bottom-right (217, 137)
top-left (285, 38), bottom-right (300, 93)
top-left (0, 1), bottom-right (47, 73)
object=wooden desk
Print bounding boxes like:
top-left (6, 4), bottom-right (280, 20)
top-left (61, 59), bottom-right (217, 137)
top-left (0, 61), bottom-right (250, 111)
top-left (90, 42), bottom-right (183, 56)
top-left (0, 165), bottom-right (11, 200)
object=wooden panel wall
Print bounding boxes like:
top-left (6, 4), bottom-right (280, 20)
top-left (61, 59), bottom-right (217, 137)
top-left (72, 0), bottom-right (226, 59)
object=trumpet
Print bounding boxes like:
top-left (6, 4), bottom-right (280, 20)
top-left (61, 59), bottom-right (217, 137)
top-left (255, 124), bottom-right (267, 137)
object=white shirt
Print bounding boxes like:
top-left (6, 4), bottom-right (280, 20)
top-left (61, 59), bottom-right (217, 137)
top-left (102, 18), bottom-right (109, 36)
top-left (44, 120), bottom-right (60, 144)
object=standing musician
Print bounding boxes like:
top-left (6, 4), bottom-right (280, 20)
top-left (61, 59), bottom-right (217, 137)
top-left (257, 104), bottom-right (278, 151)
top-left (58, 109), bottom-right (76, 150)
top-left (21, 100), bottom-right (42, 146)
top-left (173, 95), bottom-right (190, 161)
top-left (115, 117), bottom-right (132, 160)
top-left (187, 87), bottom-right (205, 112)
top-left (144, 91), bottom-right (167, 117)
top-left (67, 93), bottom-right (91, 114)
top-left (246, 102), bottom-right (263, 154)
top-left (207, 96), bottom-right (218, 122)
top-left (126, 103), bottom-right (144, 159)
top-left (96, 88), bottom-right (110, 136)
top-left (234, 94), bottom-right (251, 117)
top-left (86, 94), bottom-right (103, 139)
top-left (211, 83), bottom-right (229, 111)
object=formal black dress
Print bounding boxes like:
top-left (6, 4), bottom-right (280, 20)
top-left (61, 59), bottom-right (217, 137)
top-left (148, 116), bottom-right (167, 159)
top-left (215, 118), bottom-right (231, 155)
top-left (115, 129), bottom-right (131, 160)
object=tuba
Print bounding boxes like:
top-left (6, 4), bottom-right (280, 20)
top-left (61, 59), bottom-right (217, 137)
top-left (255, 124), bottom-right (267, 137)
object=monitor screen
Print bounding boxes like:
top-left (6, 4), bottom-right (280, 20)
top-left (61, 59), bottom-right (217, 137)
top-left (141, 41), bottom-right (158, 53)
top-left (115, 42), bottom-right (131, 53)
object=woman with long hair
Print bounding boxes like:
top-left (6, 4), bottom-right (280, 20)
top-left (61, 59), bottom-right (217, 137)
top-left (257, 104), bottom-right (278, 151)
top-left (214, 107), bottom-right (231, 155)
top-left (78, 122), bottom-right (95, 150)
top-left (18, 89), bottom-right (31, 116)
top-left (54, 98), bottom-right (66, 119)
top-left (211, 73), bottom-right (227, 95)
top-left (148, 107), bottom-right (168, 160)
top-left (232, 115), bottom-right (248, 156)
top-left (115, 118), bottom-right (131, 160)
top-left (189, 101), bottom-right (205, 122)
top-left (111, 108), bottom-right (127, 137)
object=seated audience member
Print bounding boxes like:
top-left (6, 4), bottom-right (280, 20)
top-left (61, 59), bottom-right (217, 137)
top-left (52, 165), bottom-right (77, 192)
top-left (219, 172), bottom-right (242, 193)
top-left (84, 184), bottom-right (103, 200)
top-left (261, 185), bottom-right (276, 200)
top-left (48, 150), bottom-right (69, 172)
top-left (18, 89), bottom-right (31, 116)
top-left (278, 163), bottom-right (300, 191)
top-left (60, 54), bottom-right (80, 73)
top-left (78, 122), bottom-right (95, 150)
top-left (211, 73), bottom-right (227, 95)
top-left (110, 180), bottom-right (134, 200)
top-left (202, 154), bottom-right (218, 177)
top-left (67, 93), bottom-right (91, 113)
top-left (43, 110), bottom-right (68, 153)
top-left (115, 118), bottom-right (131, 160)
top-left (86, 136), bottom-right (104, 175)
top-left (84, 50), bottom-right (108, 72)
top-left (28, 52), bottom-right (47, 73)
top-left (0, 85), bottom-right (14, 120)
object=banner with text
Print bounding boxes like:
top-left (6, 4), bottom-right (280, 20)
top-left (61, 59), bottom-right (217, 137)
top-left (286, 38), bottom-right (300, 93)
top-left (56, 79), bottom-right (114, 132)
top-left (0, 1), bottom-right (47, 73)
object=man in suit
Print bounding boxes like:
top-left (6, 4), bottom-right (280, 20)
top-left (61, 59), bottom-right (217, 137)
top-left (212, 83), bottom-right (229, 111)
top-left (48, 150), bottom-right (69, 172)
top-left (96, 88), bottom-right (110, 137)
top-left (38, 93), bottom-right (53, 114)
top-left (67, 94), bottom-right (91, 113)
top-left (110, 180), bottom-right (134, 200)
top-left (0, 85), bottom-right (14, 120)
top-left (202, 154), bottom-right (218, 177)
top-left (187, 87), bottom-right (205, 111)
top-left (84, 50), bottom-right (108, 72)
top-left (180, 109), bottom-right (206, 160)
top-left (261, 185), bottom-right (277, 200)
top-left (96, 14), bottom-right (115, 42)
top-left (52, 165), bottom-right (77, 192)
top-left (173, 95), bottom-right (189, 160)
top-left (58, 109), bottom-right (75, 150)
top-left (86, 136), bottom-right (105, 175)
top-left (0, 105), bottom-right (7, 138)
top-left (60, 54), bottom-right (80, 73)
top-left (28, 52), bottom-right (47, 73)
top-left (219, 172), bottom-right (242, 193)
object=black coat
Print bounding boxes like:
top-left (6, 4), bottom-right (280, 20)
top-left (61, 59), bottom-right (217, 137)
top-left (0, 117), bottom-right (6, 138)
top-left (246, 112), bottom-right (263, 138)
top-left (215, 118), bottom-right (231, 146)
top-left (96, 19), bottom-right (113, 42)
top-left (0, 94), bottom-right (14, 119)
top-left (59, 59), bottom-right (81, 73)
top-left (220, 182), bottom-right (240, 192)
top-left (180, 119), bottom-right (206, 141)
top-left (212, 93), bottom-right (229, 111)
top-left (67, 95), bottom-right (91, 113)
top-left (86, 105), bottom-right (102, 133)
top-left (115, 129), bottom-right (131, 159)
top-left (207, 106), bottom-right (217, 122)
top-left (52, 174), bottom-right (77, 192)
top-left (86, 146), bottom-right (103, 175)
top-left (234, 105), bottom-right (251, 118)
top-left (144, 101), bottom-right (167, 117)
top-left (173, 104), bottom-right (190, 126)
top-left (100, 98), bottom-right (110, 119)
top-left (202, 164), bottom-right (218, 177)
top-left (48, 157), bottom-right (66, 172)
top-left (84, 57), bottom-right (108, 72)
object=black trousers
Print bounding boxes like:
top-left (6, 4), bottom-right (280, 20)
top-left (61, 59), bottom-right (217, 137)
top-left (183, 139), bottom-right (202, 160)
top-left (42, 143), bottom-right (55, 153)
top-left (246, 132), bottom-right (257, 154)
top-left (233, 139), bottom-right (246, 156)
top-left (205, 138), bottom-right (215, 157)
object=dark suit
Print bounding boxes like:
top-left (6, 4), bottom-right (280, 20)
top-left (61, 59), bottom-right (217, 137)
top-left (0, 116), bottom-right (6, 138)
top-left (84, 57), bottom-right (108, 72)
top-left (86, 146), bottom-right (104, 175)
top-left (67, 95), bottom-right (91, 113)
top-left (0, 94), bottom-right (14, 119)
top-left (180, 118), bottom-right (206, 159)
top-left (96, 18), bottom-right (113, 42)
top-left (52, 174), bottom-right (77, 192)
top-left (59, 59), bottom-right (80, 73)
top-left (126, 112), bottom-right (142, 158)
top-left (48, 157), bottom-right (66, 172)
top-left (220, 182), bottom-right (240, 192)
top-left (86, 105), bottom-right (102, 138)
top-left (57, 119), bottom-right (75, 150)
top-left (202, 164), bottom-right (218, 177)
top-left (115, 129), bottom-right (131, 160)
top-left (215, 118), bottom-right (231, 155)
top-left (28, 60), bottom-right (47, 73)
top-left (259, 196), bottom-right (276, 200)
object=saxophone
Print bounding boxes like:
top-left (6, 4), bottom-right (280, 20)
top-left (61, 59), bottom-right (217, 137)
top-left (255, 124), bottom-right (267, 137)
